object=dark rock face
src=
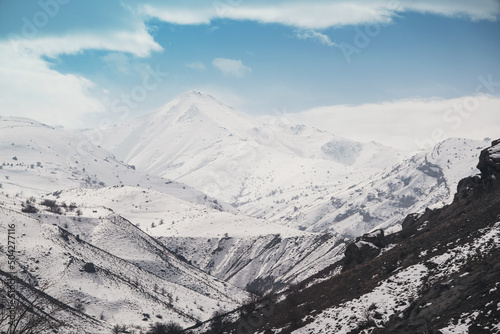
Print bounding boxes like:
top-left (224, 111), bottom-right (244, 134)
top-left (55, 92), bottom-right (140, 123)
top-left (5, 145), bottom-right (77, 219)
top-left (401, 213), bottom-right (421, 231)
top-left (455, 139), bottom-right (500, 200)
top-left (477, 138), bottom-right (500, 181)
top-left (83, 262), bottom-right (96, 273)
top-left (222, 139), bottom-right (500, 334)
top-left (344, 229), bottom-right (386, 268)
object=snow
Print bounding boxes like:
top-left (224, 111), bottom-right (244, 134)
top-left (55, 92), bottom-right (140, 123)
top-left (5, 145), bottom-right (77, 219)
top-left (55, 186), bottom-right (306, 238)
top-left (365, 229), bottom-right (383, 238)
top-left (161, 234), bottom-right (346, 291)
top-left (0, 94), bottom-right (496, 333)
top-left (439, 311), bottom-right (481, 333)
top-left (429, 222), bottom-right (500, 279)
top-left (355, 240), bottom-right (378, 249)
top-left (293, 264), bottom-right (428, 334)
top-left (99, 93), bottom-right (489, 241)
top-left (0, 196), bottom-right (250, 333)
top-left (279, 137), bottom-right (487, 237)
top-left (100, 91), bottom-right (406, 237)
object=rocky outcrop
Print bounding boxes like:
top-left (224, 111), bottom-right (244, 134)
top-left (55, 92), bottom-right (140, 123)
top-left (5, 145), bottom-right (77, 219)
top-left (344, 229), bottom-right (387, 268)
top-left (477, 138), bottom-right (500, 180)
top-left (455, 138), bottom-right (500, 200)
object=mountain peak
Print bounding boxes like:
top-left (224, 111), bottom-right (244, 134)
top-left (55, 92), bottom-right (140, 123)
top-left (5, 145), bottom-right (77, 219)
top-left (181, 90), bottom-right (217, 100)
top-left (172, 90), bottom-right (223, 108)
top-left (150, 90), bottom-right (256, 134)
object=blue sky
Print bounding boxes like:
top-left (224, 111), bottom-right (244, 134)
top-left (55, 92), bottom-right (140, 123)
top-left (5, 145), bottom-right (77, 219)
top-left (0, 0), bottom-right (499, 149)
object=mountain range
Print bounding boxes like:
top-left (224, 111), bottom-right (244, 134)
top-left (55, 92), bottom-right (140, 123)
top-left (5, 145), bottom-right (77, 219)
top-left (0, 92), bottom-right (496, 333)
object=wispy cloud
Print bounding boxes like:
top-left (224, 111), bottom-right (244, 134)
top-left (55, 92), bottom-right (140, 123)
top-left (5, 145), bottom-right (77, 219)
top-left (102, 53), bottom-right (132, 74)
top-left (141, 1), bottom-right (500, 29)
top-left (0, 22), bottom-right (162, 127)
top-left (213, 58), bottom-right (251, 78)
top-left (186, 61), bottom-right (206, 70)
top-left (290, 95), bottom-right (500, 150)
top-left (295, 30), bottom-right (336, 47)
top-left (7, 26), bottom-right (162, 58)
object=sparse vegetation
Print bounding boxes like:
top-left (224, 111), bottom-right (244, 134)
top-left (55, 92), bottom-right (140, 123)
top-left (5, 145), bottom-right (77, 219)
top-left (40, 199), bottom-right (63, 214)
top-left (21, 198), bottom-right (39, 213)
top-left (74, 301), bottom-right (85, 313)
top-left (147, 321), bottom-right (185, 334)
top-left (0, 281), bottom-right (64, 333)
top-left (111, 324), bottom-right (128, 333)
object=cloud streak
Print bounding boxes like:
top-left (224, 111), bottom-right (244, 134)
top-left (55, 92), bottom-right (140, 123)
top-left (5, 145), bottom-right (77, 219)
top-left (141, 0), bottom-right (500, 29)
top-left (213, 58), bottom-right (251, 78)
top-left (186, 61), bottom-right (206, 70)
top-left (0, 44), bottom-right (106, 127)
top-left (295, 30), bottom-right (336, 47)
top-left (287, 95), bottom-right (500, 150)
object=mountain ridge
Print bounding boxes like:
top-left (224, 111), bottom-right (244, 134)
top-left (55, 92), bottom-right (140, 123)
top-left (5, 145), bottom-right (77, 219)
top-left (195, 138), bottom-right (500, 333)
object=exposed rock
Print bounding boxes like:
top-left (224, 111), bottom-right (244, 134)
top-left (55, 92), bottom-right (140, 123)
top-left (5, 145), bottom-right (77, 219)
top-left (455, 138), bottom-right (500, 200)
top-left (344, 229), bottom-right (386, 268)
top-left (219, 139), bottom-right (500, 334)
top-left (83, 262), bottom-right (96, 273)
top-left (477, 138), bottom-right (500, 181)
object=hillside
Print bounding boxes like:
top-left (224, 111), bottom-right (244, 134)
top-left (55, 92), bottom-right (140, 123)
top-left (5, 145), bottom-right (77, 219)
top-left (101, 93), bottom-right (488, 240)
top-left (50, 186), bottom-right (347, 294)
top-left (0, 197), bottom-right (249, 333)
top-left (0, 115), bottom-right (230, 211)
top-left (0, 97), bottom-right (495, 334)
top-left (282, 137), bottom-right (488, 237)
top-left (194, 139), bottom-right (500, 334)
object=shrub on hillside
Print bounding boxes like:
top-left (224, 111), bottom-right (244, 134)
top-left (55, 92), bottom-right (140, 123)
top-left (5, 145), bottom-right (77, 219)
top-left (147, 322), bottom-right (185, 334)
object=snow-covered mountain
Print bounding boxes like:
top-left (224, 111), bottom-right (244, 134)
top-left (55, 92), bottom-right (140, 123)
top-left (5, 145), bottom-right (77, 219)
top-left (0, 115), bottom-right (229, 211)
top-left (101, 91), bottom-right (403, 208)
top-left (0, 115), bottom-right (293, 332)
top-left (1, 94), bottom-right (495, 333)
top-left (47, 186), bottom-right (346, 294)
top-left (0, 197), bottom-right (249, 333)
top-left (101, 92), bottom-right (488, 239)
top-left (281, 137), bottom-right (490, 237)
top-left (160, 233), bottom-right (345, 294)
top-left (0, 113), bottom-right (349, 332)
top-left (194, 139), bottom-right (500, 334)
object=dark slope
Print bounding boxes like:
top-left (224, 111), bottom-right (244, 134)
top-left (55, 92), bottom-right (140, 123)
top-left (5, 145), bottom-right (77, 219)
top-left (201, 139), bottom-right (500, 334)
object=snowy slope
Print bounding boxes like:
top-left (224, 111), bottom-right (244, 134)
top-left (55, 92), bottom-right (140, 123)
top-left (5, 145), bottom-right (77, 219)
top-left (0, 197), bottom-right (249, 333)
top-left (0, 114), bottom-right (349, 299)
top-left (50, 186), bottom-right (346, 293)
top-left (195, 140), bottom-right (500, 334)
top-left (100, 92), bottom-right (488, 239)
top-left (101, 91), bottom-right (403, 213)
top-left (280, 137), bottom-right (490, 237)
top-left (0, 115), bottom-right (231, 212)
top-left (161, 234), bottom-right (346, 293)
top-left (53, 186), bottom-right (304, 238)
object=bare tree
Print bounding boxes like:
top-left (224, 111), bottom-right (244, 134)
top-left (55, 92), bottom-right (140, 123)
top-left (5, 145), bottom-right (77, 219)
top-left (0, 274), bottom-right (64, 334)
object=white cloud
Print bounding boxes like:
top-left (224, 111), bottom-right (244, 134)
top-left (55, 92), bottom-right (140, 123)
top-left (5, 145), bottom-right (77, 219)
top-left (213, 58), bottom-right (251, 78)
top-left (102, 53), bottom-right (132, 74)
top-left (141, 0), bottom-right (500, 29)
top-left (140, 5), bottom-right (213, 25)
top-left (0, 44), bottom-right (106, 127)
top-left (186, 61), bottom-right (206, 70)
top-left (288, 95), bottom-right (500, 151)
top-left (0, 24), bottom-right (163, 127)
top-left (295, 30), bottom-right (336, 47)
top-left (7, 25), bottom-right (162, 58)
